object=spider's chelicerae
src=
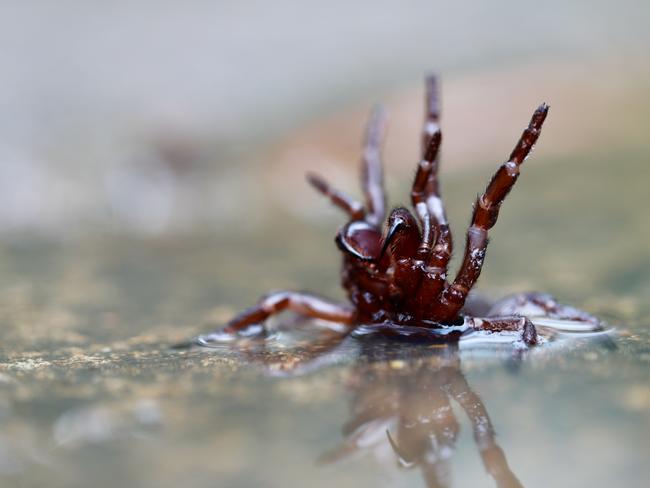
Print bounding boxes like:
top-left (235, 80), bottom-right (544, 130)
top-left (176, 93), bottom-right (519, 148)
top-left (197, 75), bottom-right (603, 347)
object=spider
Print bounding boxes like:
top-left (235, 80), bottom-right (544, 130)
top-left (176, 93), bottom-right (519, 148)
top-left (196, 75), bottom-right (603, 347)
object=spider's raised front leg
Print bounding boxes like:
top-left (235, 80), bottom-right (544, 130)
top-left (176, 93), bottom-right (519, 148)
top-left (421, 74), bottom-right (451, 241)
top-left (412, 74), bottom-right (444, 258)
top-left (411, 130), bottom-right (441, 257)
top-left (411, 131), bottom-right (454, 313)
top-left (306, 173), bottom-right (366, 221)
top-left (433, 103), bottom-right (549, 323)
top-left (197, 291), bottom-right (355, 344)
top-left (361, 106), bottom-right (388, 227)
top-left (306, 106), bottom-right (388, 227)
top-left (411, 75), bottom-right (454, 316)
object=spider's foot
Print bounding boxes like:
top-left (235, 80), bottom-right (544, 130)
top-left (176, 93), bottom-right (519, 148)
top-left (522, 319), bottom-right (538, 346)
top-left (194, 323), bottom-right (266, 346)
top-left (490, 292), bottom-right (603, 329)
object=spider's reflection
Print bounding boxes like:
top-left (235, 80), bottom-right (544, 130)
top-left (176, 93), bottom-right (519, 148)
top-left (320, 342), bottom-right (523, 488)
top-left (236, 328), bottom-right (524, 488)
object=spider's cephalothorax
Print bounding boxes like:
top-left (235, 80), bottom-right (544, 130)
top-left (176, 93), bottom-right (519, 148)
top-left (197, 75), bottom-right (603, 347)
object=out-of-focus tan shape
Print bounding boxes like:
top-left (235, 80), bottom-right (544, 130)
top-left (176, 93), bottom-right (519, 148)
top-left (268, 57), bottom-right (650, 213)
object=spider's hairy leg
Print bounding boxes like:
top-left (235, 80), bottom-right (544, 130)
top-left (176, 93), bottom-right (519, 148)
top-left (446, 366), bottom-right (524, 487)
top-left (465, 315), bottom-right (538, 346)
top-left (421, 74), bottom-right (450, 230)
top-left (422, 74), bottom-right (451, 249)
top-left (410, 131), bottom-right (452, 314)
top-left (415, 74), bottom-right (451, 254)
top-left (361, 106), bottom-right (388, 227)
top-left (411, 76), bottom-right (454, 315)
top-left (411, 130), bottom-right (442, 257)
top-left (434, 104), bottom-right (550, 323)
top-left (197, 291), bottom-right (355, 343)
top-left (422, 73), bottom-right (441, 154)
top-left (306, 172), bottom-right (366, 220)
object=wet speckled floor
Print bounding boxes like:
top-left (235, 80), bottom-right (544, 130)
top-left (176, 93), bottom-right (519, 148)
top-left (0, 141), bottom-right (648, 487)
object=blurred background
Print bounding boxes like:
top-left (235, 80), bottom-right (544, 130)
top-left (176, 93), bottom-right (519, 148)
top-left (1, 0), bottom-right (648, 236)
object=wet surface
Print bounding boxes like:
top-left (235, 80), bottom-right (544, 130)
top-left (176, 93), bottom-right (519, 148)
top-left (0, 319), bottom-right (647, 487)
top-left (0, 140), bottom-right (648, 487)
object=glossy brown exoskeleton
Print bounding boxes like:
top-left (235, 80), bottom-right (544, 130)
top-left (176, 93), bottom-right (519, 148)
top-left (196, 75), bottom-right (603, 347)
